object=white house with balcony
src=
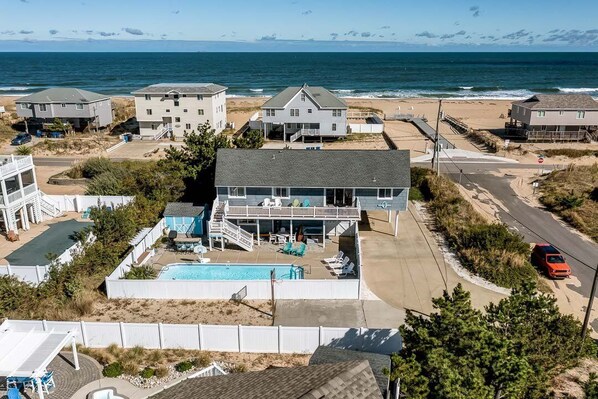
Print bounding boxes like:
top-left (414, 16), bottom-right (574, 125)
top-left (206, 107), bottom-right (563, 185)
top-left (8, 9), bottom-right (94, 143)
top-left (132, 83), bottom-right (228, 140)
top-left (0, 155), bottom-right (61, 235)
top-left (261, 84), bottom-right (348, 142)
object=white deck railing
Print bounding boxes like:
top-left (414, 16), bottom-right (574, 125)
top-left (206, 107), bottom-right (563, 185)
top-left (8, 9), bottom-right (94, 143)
top-left (0, 155), bottom-right (33, 179)
top-left (224, 199), bottom-right (361, 221)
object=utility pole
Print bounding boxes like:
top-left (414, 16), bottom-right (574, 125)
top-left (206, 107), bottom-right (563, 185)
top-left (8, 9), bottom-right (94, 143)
top-left (580, 263), bottom-right (598, 347)
top-left (433, 99), bottom-right (443, 176)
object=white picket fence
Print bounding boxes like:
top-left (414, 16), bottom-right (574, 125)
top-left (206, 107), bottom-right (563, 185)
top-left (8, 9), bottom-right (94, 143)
top-left (0, 319), bottom-right (401, 355)
top-left (44, 195), bottom-right (134, 213)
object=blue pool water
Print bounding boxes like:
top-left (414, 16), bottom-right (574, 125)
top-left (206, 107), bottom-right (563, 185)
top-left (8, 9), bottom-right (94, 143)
top-left (158, 263), bottom-right (304, 281)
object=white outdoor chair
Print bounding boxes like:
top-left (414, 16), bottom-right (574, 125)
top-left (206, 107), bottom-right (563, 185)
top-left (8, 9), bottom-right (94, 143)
top-left (323, 251), bottom-right (344, 265)
top-left (334, 262), bottom-right (356, 277)
top-left (277, 235), bottom-right (287, 244)
top-left (273, 198), bottom-right (282, 208)
top-left (269, 233), bottom-right (277, 244)
top-left (329, 256), bottom-right (350, 270)
top-left (262, 198), bottom-right (271, 208)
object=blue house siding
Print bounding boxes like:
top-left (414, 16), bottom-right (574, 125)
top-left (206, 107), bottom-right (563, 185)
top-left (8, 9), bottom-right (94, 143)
top-left (355, 188), bottom-right (409, 211)
top-left (165, 215), bottom-right (204, 236)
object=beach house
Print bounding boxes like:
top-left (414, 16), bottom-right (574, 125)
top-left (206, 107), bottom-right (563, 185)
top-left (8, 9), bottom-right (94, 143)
top-left (505, 94), bottom-right (598, 141)
top-left (261, 84), bottom-right (348, 142)
top-left (15, 88), bottom-right (113, 131)
top-left (132, 83), bottom-right (227, 140)
top-left (209, 149), bottom-right (410, 251)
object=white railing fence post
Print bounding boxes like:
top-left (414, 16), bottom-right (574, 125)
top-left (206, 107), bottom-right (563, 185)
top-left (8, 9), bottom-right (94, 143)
top-left (198, 324), bottom-right (204, 350)
top-left (119, 322), bottom-right (127, 348)
top-left (158, 322), bottom-right (164, 349)
top-left (278, 325), bottom-right (282, 354)
top-left (238, 325), bottom-right (243, 352)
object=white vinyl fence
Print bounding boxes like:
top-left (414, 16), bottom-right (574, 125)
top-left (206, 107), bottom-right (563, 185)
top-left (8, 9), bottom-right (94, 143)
top-left (348, 123), bottom-right (384, 134)
top-left (1, 319), bottom-right (401, 355)
top-left (44, 195), bottom-right (134, 213)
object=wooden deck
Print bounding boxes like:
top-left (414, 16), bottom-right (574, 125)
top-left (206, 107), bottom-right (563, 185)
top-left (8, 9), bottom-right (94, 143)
top-left (225, 205), bottom-right (361, 220)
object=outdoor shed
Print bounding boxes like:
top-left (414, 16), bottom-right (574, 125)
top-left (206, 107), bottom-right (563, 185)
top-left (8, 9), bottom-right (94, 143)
top-left (164, 202), bottom-right (205, 237)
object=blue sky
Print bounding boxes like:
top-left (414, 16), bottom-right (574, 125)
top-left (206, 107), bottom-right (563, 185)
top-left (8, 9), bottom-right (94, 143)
top-left (1, 0), bottom-right (598, 51)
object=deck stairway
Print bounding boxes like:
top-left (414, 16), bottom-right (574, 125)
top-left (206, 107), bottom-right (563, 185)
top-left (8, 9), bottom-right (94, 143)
top-left (209, 201), bottom-right (254, 251)
top-left (289, 128), bottom-right (320, 143)
top-left (38, 192), bottom-right (63, 219)
top-left (153, 124), bottom-right (172, 140)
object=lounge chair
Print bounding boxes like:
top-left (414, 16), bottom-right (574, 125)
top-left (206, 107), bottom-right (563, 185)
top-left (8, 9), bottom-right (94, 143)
top-left (302, 199), bottom-right (311, 207)
top-left (292, 242), bottom-right (307, 257)
top-left (262, 198), bottom-right (271, 208)
top-left (281, 242), bottom-right (293, 254)
top-left (334, 262), bottom-right (356, 277)
top-left (7, 388), bottom-right (21, 399)
top-left (323, 251), bottom-right (344, 265)
top-left (329, 256), bottom-right (350, 270)
top-left (82, 207), bottom-right (92, 219)
top-left (292, 199), bottom-right (300, 207)
top-left (273, 198), bottom-right (282, 208)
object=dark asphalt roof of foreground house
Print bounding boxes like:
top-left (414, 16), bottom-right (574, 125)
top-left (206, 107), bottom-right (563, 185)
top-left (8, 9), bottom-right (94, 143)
top-left (163, 202), bottom-right (205, 217)
top-left (309, 346), bottom-right (391, 396)
top-left (150, 360), bottom-right (382, 399)
top-left (15, 88), bottom-right (109, 104)
top-left (215, 149), bottom-right (411, 188)
top-left (262, 85), bottom-right (347, 109)
top-left (514, 94), bottom-right (598, 110)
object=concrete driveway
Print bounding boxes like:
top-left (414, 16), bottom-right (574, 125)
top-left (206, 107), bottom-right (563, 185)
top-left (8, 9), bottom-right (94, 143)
top-left (360, 208), bottom-right (507, 316)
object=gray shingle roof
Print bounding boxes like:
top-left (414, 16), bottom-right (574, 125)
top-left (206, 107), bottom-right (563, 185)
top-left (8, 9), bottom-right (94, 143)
top-left (513, 94), bottom-right (598, 110)
top-left (309, 346), bottom-right (391, 396)
top-left (262, 85), bottom-right (347, 109)
top-left (164, 202), bottom-right (205, 217)
top-left (150, 360), bottom-right (382, 399)
top-left (132, 83), bottom-right (227, 95)
top-left (215, 149), bottom-right (411, 188)
top-left (15, 88), bottom-right (109, 104)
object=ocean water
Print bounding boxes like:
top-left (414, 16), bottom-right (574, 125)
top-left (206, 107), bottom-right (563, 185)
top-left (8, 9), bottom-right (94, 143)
top-left (0, 52), bottom-right (597, 99)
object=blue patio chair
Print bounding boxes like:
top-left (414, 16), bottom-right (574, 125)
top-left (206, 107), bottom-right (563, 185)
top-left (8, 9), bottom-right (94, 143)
top-left (292, 242), bottom-right (307, 257)
top-left (302, 199), bottom-right (310, 208)
top-left (8, 387), bottom-right (21, 399)
top-left (281, 242), bottom-right (293, 254)
top-left (82, 207), bottom-right (91, 219)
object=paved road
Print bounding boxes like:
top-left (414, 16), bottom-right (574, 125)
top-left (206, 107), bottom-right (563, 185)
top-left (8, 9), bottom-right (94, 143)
top-left (32, 156), bottom-right (134, 167)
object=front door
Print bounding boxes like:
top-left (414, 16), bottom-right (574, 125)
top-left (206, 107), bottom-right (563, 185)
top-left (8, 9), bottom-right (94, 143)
top-left (327, 189), bottom-right (354, 207)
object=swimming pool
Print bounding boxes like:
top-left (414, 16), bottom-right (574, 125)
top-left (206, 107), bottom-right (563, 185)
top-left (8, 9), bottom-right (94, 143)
top-left (158, 263), bottom-right (304, 281)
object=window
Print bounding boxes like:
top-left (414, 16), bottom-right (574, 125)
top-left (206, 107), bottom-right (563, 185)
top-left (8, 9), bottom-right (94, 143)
top-left (308, 109), bottom-right (312, 113)
top-left (144, 94), bottom-right (151, 100)
top-left (266, 109), bottom-right (277, 117)
top-left (198, 109), bottom-right (204, 115)
top-left (332, 109), bottom-right (342, 117)
top-left (183, 109), bottom-right (188, 113)
top-left (173, 94), bottom-right (179, 99)
top-left (332, 123), bottom-right (337, 131)
top-left (185, 123), bottom-right (191, 129)
top-left (76, 104), bottom-right (84, 110)
top-left (165, 94), bottom-right (169, 98)
top-left (146, 109), bottom-right (153, 116)
top-left (61, 103), bottom-right (66, 108)
top-left (174, 100), bottom-right (180, 107)
top-left (537, 111), bottom-right (546, 117)
top-left (577, 111), bottom-right (586, 119)
top-left (229, 186), bottom-right (246, 198)
top-left (197, 95), bottom-right (203, 101)
top-left (175, 117), bottom-right (181, 122)
top-left (39, 104), bottom-right (47, 112)
top-left (273, 187), bottom-right (289, 198)
top-left (290, 109), bottom-right (299, 117)
top-left (20, 103), bottom-right (28, 110)
top-left (559, 111), bottom-right (564, 116)
top-left (377, 188), bottom-right (393, 200)
top-left (151, 124), bottom-right (157, 130)
top-left (301, 93), bottom-right (306, 101)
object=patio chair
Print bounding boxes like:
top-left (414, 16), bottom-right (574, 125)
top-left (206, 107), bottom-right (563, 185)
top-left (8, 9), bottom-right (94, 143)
top-left (302, 199), bottom-right (311, 207)
top-left (82, 207), bottom-right (92, 219)
top-left (329, 256), bottom-right (350, 270)
top-left (323, 251), bottom-right (344, 265)
top-left (262, 198), bottom-right (271, 208)
top-left (334, 262), bottom-right (356, 277)
top-left (273, 198), bottom-right (282, 208)
top-left (292, 199), bottom-right (300, 207)
top-left (277, 235), bottom-right (287, 245)
top-left (40, 371), bottom-right (55, 393)
top-left (7, 387), bottom-right (21, 399)
top-left (269, 233), bottom-right (277, 244)
top-left (292, 242), bottom-right (307, 257)
top-left (281, 242), bottom-right (293, 254)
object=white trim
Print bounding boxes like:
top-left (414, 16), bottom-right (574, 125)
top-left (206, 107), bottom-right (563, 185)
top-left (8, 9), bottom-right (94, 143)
top-left (272, 187), bottom-right (290, 199)
top-left (228, 187), bottom-right (246, 199)
top-left (377, 188), bottom-right (393, 200)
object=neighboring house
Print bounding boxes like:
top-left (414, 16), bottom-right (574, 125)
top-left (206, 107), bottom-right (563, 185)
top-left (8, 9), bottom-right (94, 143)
top-left (261, 84), bottom-right (348, 142)
top-left (506, 94), bottom-right (598, 141)
top-left (15, 87), bottom-right (113, 130)
top-left (164, 202), bottom-right (205, 237)
top-left (149, 360), bottom-right (383, 399)
top-left (210, 149), bottom-right (410, 251)
top-left (0, 155), bottom-right (61, 235)
top-left (132, 83), bottom-right (227, 140)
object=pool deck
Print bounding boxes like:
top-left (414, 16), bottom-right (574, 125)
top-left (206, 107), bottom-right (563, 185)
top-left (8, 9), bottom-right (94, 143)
top-left (151, 236), bottom-right (357, 280)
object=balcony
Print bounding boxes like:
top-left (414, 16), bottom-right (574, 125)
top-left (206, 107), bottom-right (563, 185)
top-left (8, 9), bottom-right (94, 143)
top-left (0, 184), bottom-right (38, 207)
top-left (223, 199), bottom-right (361, 221)
top-left (0, 156), bottom-right (33, 179)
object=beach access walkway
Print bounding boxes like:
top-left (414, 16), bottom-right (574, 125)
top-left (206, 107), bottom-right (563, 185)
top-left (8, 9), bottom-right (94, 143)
top-left (386, 114), bottom-right (456, 149)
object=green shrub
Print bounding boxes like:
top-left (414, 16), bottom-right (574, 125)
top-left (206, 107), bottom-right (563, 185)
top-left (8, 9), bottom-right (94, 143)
top-left (230, 363), bottom-right (247, 373)
top-left (556, 194), bottom-right (585, 210)
top-left (192, 353), bottom-right (212, 368)
top-left (584, 373), bottom-right (598, 399)
top-left (86, 172), bottom-right (125, 195)
top-left (124, 265), bottom-right (157, 280)
top-left (15, 145), bottom-right (32, 155)
top-left (140, 367), bottom-right (155, 379)
top-left (175, 360), bottom-right (194, 372)
top-left (102, 362), bottom-right (123, 377)
top-left (408, 187), bottom-right (424, 201)
top-left (82, 157), bottom-right (116, 178)
top-left (234, 129), bottom-right (264, 149)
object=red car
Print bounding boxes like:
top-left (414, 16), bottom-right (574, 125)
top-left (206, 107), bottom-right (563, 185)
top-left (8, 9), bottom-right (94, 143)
top-left (531, 244), bottom-right (571, 279)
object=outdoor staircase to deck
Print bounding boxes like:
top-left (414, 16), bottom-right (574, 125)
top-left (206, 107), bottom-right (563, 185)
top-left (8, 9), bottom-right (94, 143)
top-left (38, 192), bottom-right (63, 219)
top-left (289, 128), bottom-right (320, 143)
top-left (209, 203), bottom-right (254, 251)
top-left (153, 124), bottom-right (172, 140)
